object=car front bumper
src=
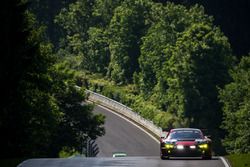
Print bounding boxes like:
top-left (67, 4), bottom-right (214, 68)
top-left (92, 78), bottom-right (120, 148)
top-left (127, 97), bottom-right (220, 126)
top-left (161, 145), bottom-right (211, 157)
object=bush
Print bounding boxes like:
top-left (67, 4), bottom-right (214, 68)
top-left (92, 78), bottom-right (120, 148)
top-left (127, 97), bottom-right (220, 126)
top-left (226, 154), bottom-right (250, 167)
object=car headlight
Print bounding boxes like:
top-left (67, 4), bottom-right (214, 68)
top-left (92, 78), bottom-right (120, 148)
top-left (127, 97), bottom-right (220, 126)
top-left (165, 144), bottom-right (174, 149)
top-left (198, 143), bottom-right (208, 149)
top-left (177, 145), bottom-right (184, 150)
top-left (190, 145), bottom-right (196, 149)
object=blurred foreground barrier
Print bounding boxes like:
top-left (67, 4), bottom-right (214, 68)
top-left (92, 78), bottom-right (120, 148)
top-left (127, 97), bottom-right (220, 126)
top-left (86, 90), bottom-right (162, 138)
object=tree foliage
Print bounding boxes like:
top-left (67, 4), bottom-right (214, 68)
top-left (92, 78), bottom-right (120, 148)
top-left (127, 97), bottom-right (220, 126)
top-left (137, 3), bottom-right (211, 96)
top-left (107, 0), bottom-right (150, 84)
top-left (49, 62), bottom-right (105, 156)
top-left (54, 0), bottom-right (95, 67)
top-left (29, 0), bottom-right (76, 44)
top-left (1, 0), bottom-right (57, 157)
top-left (55, 0), bottom-right (111, 73)
top-left (154, 0), bottom-right (250, 57)
top-left (134, 3), bottom-right (234, 153)
top-left (93, 0), bottom-right (123, 27)
top-left (85, 27), bottom-right (110, 74)
top-left (0, 0), bottom-right (105, 158)
top-left (219, 55), bottom-right (250, 153)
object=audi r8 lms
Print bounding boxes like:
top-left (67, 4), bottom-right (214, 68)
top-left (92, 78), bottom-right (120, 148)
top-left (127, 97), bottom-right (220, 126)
top-left (160, 128), bottom-right (212, 160)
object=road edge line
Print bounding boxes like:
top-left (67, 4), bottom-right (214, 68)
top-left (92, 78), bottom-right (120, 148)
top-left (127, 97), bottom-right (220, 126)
top-left (96, 104), bottom-right (160, 144)
top-left (219, 156), bottom-right (231, 167)
top-left (17, 159), bottom-right (29, 167)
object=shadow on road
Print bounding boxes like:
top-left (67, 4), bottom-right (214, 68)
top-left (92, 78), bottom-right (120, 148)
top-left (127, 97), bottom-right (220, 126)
top-left (164, 157), bottom-right (219, 160)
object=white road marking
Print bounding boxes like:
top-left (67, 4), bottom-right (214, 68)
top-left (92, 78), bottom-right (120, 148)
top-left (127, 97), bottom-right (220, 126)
top-left (96, 104), bottom-right (160, 144)
top-left (219, 156), bottom-right (231, 167)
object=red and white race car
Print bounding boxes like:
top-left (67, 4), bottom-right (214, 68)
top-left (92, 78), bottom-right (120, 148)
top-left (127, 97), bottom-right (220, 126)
top-left (160, 128), bottom-right (212, 160)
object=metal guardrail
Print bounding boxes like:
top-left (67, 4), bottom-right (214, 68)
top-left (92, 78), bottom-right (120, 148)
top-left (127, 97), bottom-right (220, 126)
top-left (86, 90), bottom-right (162, 138)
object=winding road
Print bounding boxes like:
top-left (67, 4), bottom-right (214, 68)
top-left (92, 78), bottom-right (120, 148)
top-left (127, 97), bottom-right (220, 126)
top-left (18, 104), bottom-right (227, 167)
top-left (94, 105), bottom-right (159, 157)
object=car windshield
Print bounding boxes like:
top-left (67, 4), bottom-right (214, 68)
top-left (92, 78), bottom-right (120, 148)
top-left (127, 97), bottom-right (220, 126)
top-left (168, 130), bottom-right (203, 139)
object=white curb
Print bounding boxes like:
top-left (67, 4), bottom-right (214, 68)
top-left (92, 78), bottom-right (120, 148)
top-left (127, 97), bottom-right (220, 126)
top-left (219, 156), bottom-right (231, 167)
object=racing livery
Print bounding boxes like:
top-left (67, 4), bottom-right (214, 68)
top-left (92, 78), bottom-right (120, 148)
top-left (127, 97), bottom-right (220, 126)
top-left (160, 128), bottom-right (212, 160)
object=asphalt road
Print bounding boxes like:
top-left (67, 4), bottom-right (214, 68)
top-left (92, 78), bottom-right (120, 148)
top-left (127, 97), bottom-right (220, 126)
top-left (93, 105), bottom-right (159, 157)
top-left (18, 156), bottom-right (225, 167)
top-left (18, 104), bottom-right (226, 167)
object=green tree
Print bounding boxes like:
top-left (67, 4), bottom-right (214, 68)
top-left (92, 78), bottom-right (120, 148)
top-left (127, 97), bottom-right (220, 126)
top-left (162, 24), bottom-right (234, 154)
top-left (85, 27), bottom-right (110, 74)
top-left (49, 62), bottom-right (105, 156)
top-left (138, 3), bottom-right (212, 97)
top-left (155, 0), bottom-right (250, 57)
top-left (107, 0), bottom-right (150, 84)
top-left (137, 3), bottom-right (234, 154)
top-left (0, 0), bottom-right (105, 158)
top-left (54, 0), bottom-right (95, 65)
top-left (29, 0), bottom-right (76, 45)
top-left (54, 0), bottom-right (114, 74)
top-left (219, 55), bottom-right (250, 153)
top-left (55, 0), bottom-right (94, 39)
top-left (93, 0), bottom-right (123, 27)
top-left (0, 0), bottom-right (60, 157)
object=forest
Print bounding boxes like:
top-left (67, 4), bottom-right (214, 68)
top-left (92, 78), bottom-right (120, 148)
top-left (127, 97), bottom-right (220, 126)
top-left (0, 0), bottom-right (249, 159)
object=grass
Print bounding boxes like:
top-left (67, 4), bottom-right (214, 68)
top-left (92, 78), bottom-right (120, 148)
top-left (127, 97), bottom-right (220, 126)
top-left (0, 158), bottom-right (25, 167)
top-left (226, 154), bottom-right (250, 167)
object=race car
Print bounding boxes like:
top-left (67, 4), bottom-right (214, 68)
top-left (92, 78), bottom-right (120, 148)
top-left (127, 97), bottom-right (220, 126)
top-left (160, 128), bottom-right (212, 160)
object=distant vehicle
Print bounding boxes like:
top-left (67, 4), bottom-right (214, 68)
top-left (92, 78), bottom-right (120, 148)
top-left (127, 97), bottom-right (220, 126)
top-left (160, 128), bottom-right (212, 160)
top-left (112, 152), bottom-right (127, 157)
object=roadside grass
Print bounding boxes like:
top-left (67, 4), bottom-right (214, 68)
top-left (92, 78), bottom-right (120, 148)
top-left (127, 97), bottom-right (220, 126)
top-left (58, 147), bottom-right (80, 158)
top-left (0, 158), bottom-right (25, 167)
top-left (226, 154), bottom-right (250, 167)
